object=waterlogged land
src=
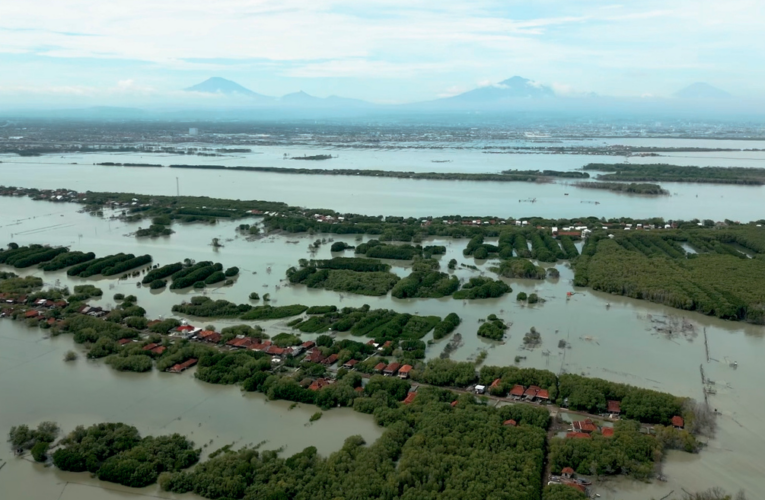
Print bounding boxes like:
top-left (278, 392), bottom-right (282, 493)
top-left (585, 163), bottom-right (765, 185)
top-left (0, 193), bottom-right (764, 499)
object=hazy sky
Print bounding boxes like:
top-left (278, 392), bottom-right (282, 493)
top-left (0, 0), bottom-right (763, 105)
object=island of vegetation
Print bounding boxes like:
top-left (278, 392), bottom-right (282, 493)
top-left (584, 163), bottom-right (765, 185)
top-left (573, 181), bottom-right (669, 196)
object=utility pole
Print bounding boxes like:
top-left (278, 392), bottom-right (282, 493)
top-left (176, 177), bottom-right (180, 196)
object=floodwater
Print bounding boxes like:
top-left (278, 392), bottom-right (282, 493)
top-left (1, 142), bottom-right (765, 499)
top-left (1, 140), bottom-right (765, 220)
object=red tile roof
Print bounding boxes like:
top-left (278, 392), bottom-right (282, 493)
top-left (561, 467), bottom-right (575, 475)
top-left (573, 419), bottom-right (598, 433)
top-left (143, 343), bottom-right (159, 351)
top-left (601, 427), bottom-right (614, 437)
top-left (490, 378), bottom-right (501, 388)
top-left (403, 392), bottom-right (417, 405)
top-left (343, 359), bottom-right (359, 368)
top-left (450, 400), bottom-right (458, 407)
top-left (510, 385), bottom-right (525, 397)
top-left (398, 364), bottom-right (413, 374)
top-left (24, 310), bottom-right (40, 318)
top-left (566, 432), bottom-right (592, 439)
top-left (322, 353), bottom-right (339, 365)
top-left (607, 400), bottom-right (621, 413)
top-left (170, 358), bottom-right (198, 372)
top-left (151, 346), bottom-right (167, 354)
top-left (301, 341), bottom-right (316, 349)
top-left (304, 350), bottom-right (326, 363)
top-left (374, 362), bottom-right (387, 371)
top-left (536, 389), bottom-right (550, 400)
top-left (383, 362), bottom-right (401, 374)
top-left (523, 385), bottom-right (540, 397)
top-left (117, 338), bottom-right (132, 345)
top-left (503, 419), bottom-right (517, 426)
top-left (672, 415), bottom-right (684, 428)
top-left (309, 378), bottom-right (330, 391)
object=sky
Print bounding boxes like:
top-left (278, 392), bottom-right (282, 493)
top-left (0, 0), bottom-right (763, 106)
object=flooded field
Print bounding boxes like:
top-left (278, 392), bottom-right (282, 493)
top-left (1, 142), bottom-right (765, 499)
top-left (1, 140), bottom-right (765, 220)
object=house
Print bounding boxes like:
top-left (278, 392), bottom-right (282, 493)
top-left (398, 365), bottom-right (413, 379)
top-left (566, 432), bottom-right (592, 439)
top-left (304, 350), bottom-right (326, 364)
top-left (607, 400), bottom-right (621, 415)
top-left (117, 338), bottom-right (133, 346)
top-left (450, 400), bottom-right (459, 407)
top-left (503, 419), bottom-right (517, 427)
top-left (536, 389), bottom-right (550, 401)
top-left (169, 358), bottom-right (198, 373)
top-left (301, 341), bottom-right (316, 350)
top-left (322, 353), bottom-right (339, 366)
top-left (490, 378), bottom-right (501, 389)
top-left (309, 378), bottom-right (331, 391)
top-left (561, 467), bottom-right (575, 479)
top-left (265, 345), bottom-right (287, 357)
top-left (142, 343), bottom-right (159, 351)
top-left (601, 427), bottom-right (614, 437)
top-left (343, 359), bottom-right (359, 369)
top-left (402, 392), bottom-right (417, 405)
top-left (23, 310), bottom-right (41, 319)
top-left (383, 362), bottom-right (401, 376)
top-left (509, 385), bottom-right (525, 399)
top-left (523, 385), bottom-right (540, 401)
top-left (672, 415), bottom-right (684, 429)
top-left (474, 385), bottom-right (486, 395)
top-left (373, 362), bottom-right (387, 373)
top-left (572, 419), bottom-right (598, 433)
top-left (176, 324), bottom-right (195, 334)
top-left (151, 346), bottom-right (167, 355)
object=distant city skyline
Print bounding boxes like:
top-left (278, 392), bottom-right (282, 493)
top-left (0, 0), bottom-right (763, 107)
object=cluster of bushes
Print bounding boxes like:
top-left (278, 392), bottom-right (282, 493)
top-left (453, 276), bottom-right (511, 299)
top-left (240, 304), bottom-right (309, 320)
top-left (288, 265), bottom-right (400, 296)
top-left (433, 312), bottom-right (461, 339)
top-left (51, 423), bottom-right (199, 488)
top-left (172, 296), bottom-right (252, 317)
top-left (142, 262), bottom-right (183, 284)
top-left (68, 284), bottom-right (103, 302)
top-left (67, 253), bottom-right (135, 278)
top-left (477, 315), bottom-right (508, 340)
top-left (8, 421), bottom-right (60, 462)
top-left (135, 224), bottom-right (174, 237)
top-left (40, 251), bottom-right (95, 271)
top-left (170, 262), bottom-right (223, 289)
top-left (0, 275), bottom-right (43, 294)
top-left (492, 258), bottom-right (546, 279)
top-left (289, 304), bottom-right (442, 341)
top-left (330, 241), bottom-right (354, 252)
top-left (0, 244), bottom-right (69, 268)
top-left (355, 240), bottom-right (421, 260)
top-left (391, 259), bottom-right (459, 298)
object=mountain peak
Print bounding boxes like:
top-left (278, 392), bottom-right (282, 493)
top-left (185, 77), bottom-right (265, 97)
top-left (674, 82), bottom-right (731, 99)
top-left (443, 76), bottom-right (555, 105)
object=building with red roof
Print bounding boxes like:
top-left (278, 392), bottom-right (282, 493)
top-left (402, 392), bottom-right (417, 405)
top-left (169, 358), bottom-right (198, 373)
top-left (398, 365), bottom-right (413, 379)
top-left (322, 353), bottom-right (339, 366)
top-left (601, 427), bottom-right (614, 437)
top-left (523, 385), bottom-right (540, 400)
top-left (509, 385), bottom-right (525, 398)
top-left (561, 466), bottom-right (575, 478)
top-left (572, 419), bottom-right (598, 433)
top-left (503, 419), bottom-right (517, 427)
top-left (607, 400), bottom-right (621, 414)
top-left (383, 362), bottom-right (401, 376)
top-left (151, 346), bottom-right (167, 355)
top-left (490, 378), bottom-right (501, 389)
top-left (343, 359), bottom-right (359, 369)
top-left (374, 362), bottom-right (387, 373)
top-left (304, 350), bottom-right (326, 364)
top-left (672, 415), bottom-right (684, 428)
top-left (117, 338), bottom-right (132, 346)
top-left (143, 343), bottom-right (159, 351)
top-left (566, 432), bottom-right (592, 439)
top-left (450, 400), bottom-right (459, 407)
top-left (536, 389), bottom-right (550, 401)
top-left (309, 378), bottom-right (330, 391)
top-left (301, 341), bottom-right (316, 349)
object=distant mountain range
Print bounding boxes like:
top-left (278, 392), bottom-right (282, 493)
top-left (674, 82), bottom-right (731, 99)
top-left (184, 76), bottom-right (733, 109)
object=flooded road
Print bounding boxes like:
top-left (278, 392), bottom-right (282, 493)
top-left (1, 143), bottom-right (764, 498)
